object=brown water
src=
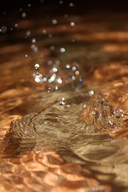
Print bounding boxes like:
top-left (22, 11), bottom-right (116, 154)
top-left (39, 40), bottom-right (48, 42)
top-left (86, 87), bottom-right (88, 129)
top-left (1, 1), bottom-right (128, 192)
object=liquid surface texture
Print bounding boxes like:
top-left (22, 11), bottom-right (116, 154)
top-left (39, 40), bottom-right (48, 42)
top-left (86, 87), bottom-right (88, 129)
top-left (1, 1), bottom-right (128, 192)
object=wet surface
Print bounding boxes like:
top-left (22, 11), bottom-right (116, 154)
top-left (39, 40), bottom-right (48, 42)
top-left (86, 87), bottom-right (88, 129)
top-left (1, 1), bottom-right (128, 191)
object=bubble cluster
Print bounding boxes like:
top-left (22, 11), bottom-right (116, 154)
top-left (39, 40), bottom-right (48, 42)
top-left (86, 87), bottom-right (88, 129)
top-left (33, 59), bottom-right (83, 92)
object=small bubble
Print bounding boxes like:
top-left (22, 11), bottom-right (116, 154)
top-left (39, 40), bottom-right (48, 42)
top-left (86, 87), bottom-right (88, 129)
top-left (1, 26), bottom-right (7, 33)
top-left (69, 3), bottom-right (74, 7)
top-left (50, 46), bottom-right (55, 51)
top-left (35, 63), bottom-right (40, 70)
top-left (10, 28), bottom-right (13, 30)
top-left (25, 54), bottom-right (28, 58)
top-left (22, 12), bottom-right (26, 18)
top-left (15, 23), bottom-right (18, 27)
top-left (70, 22), bottom-right (75, 27)
top-left (42, 29), bottom-right (47, 34)
top-left (52, 19), bottom-right (57, 25)
top-left (32, 38), bottom-right (36, 43)
top-left (60, 48), bottom-right (65, 53)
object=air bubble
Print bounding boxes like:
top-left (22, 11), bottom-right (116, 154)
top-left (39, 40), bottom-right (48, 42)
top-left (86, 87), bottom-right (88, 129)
top-left (25, 54), bottom-right (28, 58)
top-left (60, 48), bottom-right (65, 53)
top-left (1, 26), bottom-right (7, 33)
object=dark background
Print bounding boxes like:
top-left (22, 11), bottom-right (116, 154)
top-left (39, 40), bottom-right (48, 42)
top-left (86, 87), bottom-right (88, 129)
top-left (0, 0), bottom-right (128, 13)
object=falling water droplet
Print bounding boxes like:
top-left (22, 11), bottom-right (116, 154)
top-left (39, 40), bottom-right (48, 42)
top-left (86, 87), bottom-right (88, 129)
top-left (22, 12), bottom-right (26, 18)
top-left (60, 48), bottom-right (65, 53)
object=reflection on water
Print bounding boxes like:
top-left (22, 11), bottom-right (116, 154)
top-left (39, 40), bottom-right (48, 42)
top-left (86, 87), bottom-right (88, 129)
top-left (1, 1), bottom-right (128, 192)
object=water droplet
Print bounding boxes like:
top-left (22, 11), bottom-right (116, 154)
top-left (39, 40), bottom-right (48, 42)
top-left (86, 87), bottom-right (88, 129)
top-left (1, 26), bottom-right (7, 33)
top-left (57, 78), bottom-right (62, 84)
top-left (28, 4), bottom-right (31, 7)
top-left (31, 44), bottom-right (38, 52)
top-left (52, 19), bottom-right (57, 25)
top-left (22, 12), bottom-right (26, 18)
top-left (89, 90), bottom-right (94, 95)
top-left (72, 66), bottom-right (76, 71)
top-left (43, 77), bottom-right (47, 82)
top-left (48, 74), bottom-right (56, 83)
top-left (60, 98), bottom-right (66, 105)
top-left (70, 22), bottom-right (75, 27)
top-left (60, 48), bottom-right (65, 53)
top-left (47, 60), bottom-right (53, 65)
top-left (83, 104), bottom-right (86, 109)
top-left (75, 70), bottom-right (80, 75)
top-left (42, 29), bottom-right (47, 34)
top-left (59, 0), bottom-right (63, 4)
top-left (15, 23), bottom-right (18, 27)
top-left (32, 38), bottom-right (36, 43)
top-left (64, 14), bottom-right (68, 18)
top-left (69, 3), bottom-right (74, 7)
top-left (26, 30), bottom-right (31, 36)
top-left (48, 34), bottom-right (53, 38)
top-left (50, 46), bottom-right (55, 51)
top-left (71, 76), bottom-right (75, 80)
top-left (66, 64), bottom-right (70, 69)
top-left (35, 64), bottom-right (40, 70)
top-left (52, 67), bottom-right (58, 72)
